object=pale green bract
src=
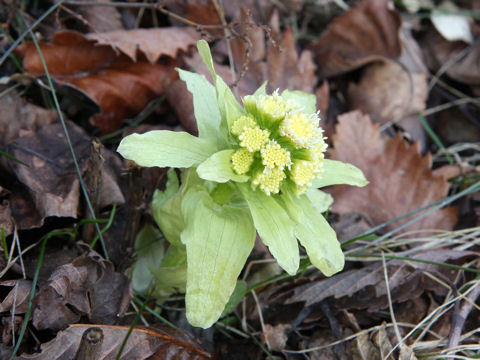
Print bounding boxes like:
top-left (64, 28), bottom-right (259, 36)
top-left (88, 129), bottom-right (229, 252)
top-left (118, 40), bottom-right (368, 329)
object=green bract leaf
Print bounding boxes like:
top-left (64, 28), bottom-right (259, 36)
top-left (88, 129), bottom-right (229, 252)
top-left (313, 159), bottom-right (369, 188)
top-left (296, 196), bottom-right (344, 276)
top-left (181, 188), bottom-right (255, 328)
top-left (151, 245), bottom-right (187, 298)
top-left (253, 81), bottom-right (268, 97)
top-left (197, 40), bottom-right (216, 81)
top-left (306, 188), bottom-right (333, 214)
top-left (152, 170), bottom-right (184, 247)
top-left (197, 150), bottom-right (249, 183)
top-left (177, 69), bottom-right (225, 147)
top-left (131, 223), bottom-right (165, 294)
top-left (281, 89), bottom-right (317, 114)
top-left (238, 185), bottom-right (299, 275)
top-left (221, 280), bottom-right (247, 317)
top-left (197, 40), bottom-right (243, 136)
top-left (117, 130), bottom-right (217, 168)
top-left (282, 187), bottom-right (344, 276)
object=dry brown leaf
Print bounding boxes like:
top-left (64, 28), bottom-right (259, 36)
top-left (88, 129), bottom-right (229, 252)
top-left (32, 250), bottom-right (131, 331)
top-left (0, 90), bottom-right (58, 149)
top-left (309, 0), bottom-right (402, 78)
top-left (347, 60), bottom-right (427, 124)
top-left (287, 249), bottom-right (477, 308)
top-left (421, 26), bottom-right (480, 85)
top-left (262, 324), bottom-right (290, 352)
top-left (70, 0), bottom-right (123, 33)
top-left (346, 28), bottom-right (428, 146)
top-left (0, 280), bottom-right (32, 314)
top-left (329, 111), bottom-right (457, 233)
top-left (228, 10), bottom-right (316, 94)
top-left (85, 27), bottom-right (199, 63)
top-left (15, 324), bottom-right (213, 359)
top-left (163, 0), bottom-right (222, 36)
top-left (15, 28), bottom-right (198, 133)
top-left (266, 11), bottom-right (316, 92)
top-left (5, 120), bottom-right (124, 233)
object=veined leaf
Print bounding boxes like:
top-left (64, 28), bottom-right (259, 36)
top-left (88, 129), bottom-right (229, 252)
top-left (197, 150), bottom-right (249, 183)
top-left (306, 188), bottom-right (333, 214)
top-left (117, 130), bottom-right (217, 168)
top-left (152, 170), bottom-right (184, 247)
top-left (177, 69), bottom-right (225, 147)
top-left (181, 188), bottom-right (255, 328)
top-left (283, 187), bottom-right (344, 276)
top-left (131, 223), bottom-right (165, 294)
top-left (282, 89), bottom-right (317, 114)
top-left (197, 40), bottom-right (243, 136)
top-left (253, 81), bottom-right (268, 97)
top-left (238, 184), bottom-right (299, 275)
top-left (313, 159), bottom-right (369, 188)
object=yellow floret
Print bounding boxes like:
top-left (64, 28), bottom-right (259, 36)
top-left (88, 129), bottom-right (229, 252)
top-left (279, 111), bottom-right (322, 149)
top-left (231, 149), bottom-right (254, 175)
top-left (308, 141), bottom-right (328, 174)
top-left (256, 92), bottom-right (290, 122)
top-left (239, 127), bottom-right (270, 152)
top-left (231, 115), bottom-right (257, 136)
top-left (290, 160), bottom-right (316, 188)
top-left (252, 168), bottom-right (286, 195)
top-left (260, 140), bottom-right (292, 170)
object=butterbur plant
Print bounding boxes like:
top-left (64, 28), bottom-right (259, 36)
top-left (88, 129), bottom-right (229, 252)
top-left (118, 40), bottom-right (368, 328)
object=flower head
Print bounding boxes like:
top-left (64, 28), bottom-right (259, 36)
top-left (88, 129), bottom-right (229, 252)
top-left (260, 140), bottom-right (292, 170)
top-left (231, 149), bottom-right (254, 174)
top-left (231, 115), bottom-right (257, 136)
top-left (238, 127), bottom-right (270, 152)
top-left (252, 167), bottom-right (286, 195)
top-left (279, 111), bottom-right (322, 149)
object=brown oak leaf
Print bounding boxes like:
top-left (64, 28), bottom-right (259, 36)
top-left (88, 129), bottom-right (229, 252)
top-left (15, 28), bottom-right (199, 134)
top-left (328, 111), bottom-right (457, 233)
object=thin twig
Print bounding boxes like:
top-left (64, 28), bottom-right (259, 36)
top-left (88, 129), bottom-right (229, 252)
top-left (447, 281), bottom-right (480, 351)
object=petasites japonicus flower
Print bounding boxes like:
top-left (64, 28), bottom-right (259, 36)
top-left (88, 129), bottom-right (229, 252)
top-left (117, 40), bottom-right (368, 329)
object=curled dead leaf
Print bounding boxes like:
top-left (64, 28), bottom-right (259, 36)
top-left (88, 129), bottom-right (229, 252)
top-left (347, 60), bottom-right (427, 124)
top-left (32, 250), bottom-right (131, 331)
top-left (421, 26), bottom-right (480, 85)
top-left (309, 0), bottom-right (402, 78)
top-left (5, 120), bottom-right (124, 234)
top-left (328, 111), bottom-right (457, 233)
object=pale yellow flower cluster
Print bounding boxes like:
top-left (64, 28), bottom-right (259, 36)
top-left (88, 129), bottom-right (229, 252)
top-left (231, 91), bottom-right (327, 195)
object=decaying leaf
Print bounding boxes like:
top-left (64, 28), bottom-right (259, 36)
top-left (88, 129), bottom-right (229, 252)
top-left (328, 111), bottom-right (457, 233)
top-left (309, 0), bottom-right (402, 78)
top-left (267, 14), bottom-right (316, 92)
top-left (84, 28), bottom-right (200, 63)
top-left (230, 9), bottom-right (316, 94)
top-left (15, 324), bottom-right (213, 359)
top-left (0, 280), bottom-right (32, 314)
top-left (0, 90), bottom-right (58, 149)
top-left (347, 29), bottom-right (428, 130)
top-left (4, 120), bottom-right (124, 234)
top-left (347, 60), bottom-right (427, 122)
top-left (68, 0), bottom-right (123, 33)
top-left (15, 28), bottom-right (199, 133)
top-left (421, 26), bottom-right (480, 85)
top-left (262, 323), bottom-right (290, 352)
top-left (32, 250), bottom-right (131, 331)
top-left (287, 249), bottom-right (477, 309)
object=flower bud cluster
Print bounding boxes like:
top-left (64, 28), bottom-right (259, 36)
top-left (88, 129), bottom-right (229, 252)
top-left (230, 91), bottom-right (327, 195)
